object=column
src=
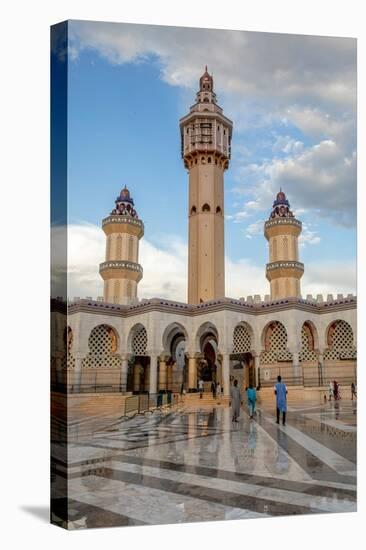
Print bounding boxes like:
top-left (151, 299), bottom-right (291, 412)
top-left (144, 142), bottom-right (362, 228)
top-left (167, 364), bottom-right (173, 391)
top-left (55, 356), bottom-right (62, 386)
top-left (74, 355), bottom-right (83, 393)
top-left (222, 352), bottom-right (230, 397)
top-left (188, 353), bottom-right (197, 392)
top-left (121, 354), bottom-right (129, 393)
top-left (144, 364), bottom-right (150, 392)
top-left (254, 353), bottom-right (260, 388)
top-left (159, 357), bottom-right (167, 391)
top-left (133, 363), bottom-right (141, 392)
top-left (318, 350), bottom-right (324, 386)
top-left (292, 350), bottom-right (301, 385)
top-left (149, 354), bottom-right (158, 395)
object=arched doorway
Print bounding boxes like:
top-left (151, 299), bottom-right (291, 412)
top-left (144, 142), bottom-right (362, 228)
top-left (195, 322), bottom-right (219, 386)
top-left (127, 324), bottom-right (149, 393)
top-left (162, 323), bottom-right (188, 392)
top-left (200, 340), bottom-right (216, 381)
top-left (231, 322), bottom-right (255, 388)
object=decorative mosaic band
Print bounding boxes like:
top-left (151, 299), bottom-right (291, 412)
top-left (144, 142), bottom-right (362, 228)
top-left (102, 215), bottom-right (144, 229)
top-left (99, 260), bottom-right (143, 274)
top-left (264, 218), bottom-right (302, 229)
top-left (266, 261), bottom-right (304, 271)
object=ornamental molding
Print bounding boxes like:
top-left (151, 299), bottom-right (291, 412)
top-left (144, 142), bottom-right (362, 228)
top-left (265, 218), bottom-right (302, 229)
top-left (266, 261), bottom-right (304, 271)
top-left (102, 216), bottom-right (144, 228)
top-left (99, 260), bottom-right (143, 274)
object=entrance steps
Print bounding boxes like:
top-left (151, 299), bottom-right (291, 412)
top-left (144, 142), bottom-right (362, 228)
top-left (257, 386), bottom-right (330, 405)
top-left (184, 392), bottom-right (229, 406)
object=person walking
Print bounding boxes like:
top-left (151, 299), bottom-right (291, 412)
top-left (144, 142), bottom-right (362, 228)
top-left (211, 380), bottom-right (216, 399)
top-left (216, 382), bottom-right (221, 398)
top-left (328, 381), bottom-right (333, 402)
top-left (274, 375), bottom-right (287, 426)
top-left (333, 380), bottom-right (340, 401)
top-left (351, 382), bottom-right (357, 400)
top-left (198, 378), bottom-right (204, 399)
top-left (230, 379), bottom-right (241, 422)
top-left (246, 383), bottom-right (257, 419)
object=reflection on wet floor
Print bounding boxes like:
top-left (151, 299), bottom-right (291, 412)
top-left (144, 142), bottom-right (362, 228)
top-left (51, 399), bottom-right (357, 529)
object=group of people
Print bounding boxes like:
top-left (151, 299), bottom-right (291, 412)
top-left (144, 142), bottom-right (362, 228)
top-left (327, 380), bottom-right (356, 401)
top-left (198, 379), bottom-right (222, 399)
top-left (230, 375), bottom-right (288, 425)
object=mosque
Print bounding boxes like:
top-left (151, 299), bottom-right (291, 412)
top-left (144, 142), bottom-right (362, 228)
top-left (52, 69), bottom-right (357, 400)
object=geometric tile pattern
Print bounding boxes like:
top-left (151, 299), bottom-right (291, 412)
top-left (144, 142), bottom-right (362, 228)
top-left (300, 326), bottom-right (318, 362)
top-left (83, 324), bottom-right (121, 369)
top-left (131, 325), bottom-right (148, 355)
top-left (233, 324), bottom-right (252, 353)
top-left (261, 321), bottom-right (292, 364)
top-left (324, 320), bottom-right (356, 360)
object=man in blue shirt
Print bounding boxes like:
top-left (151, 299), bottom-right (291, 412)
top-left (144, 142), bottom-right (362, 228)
top-left (274, 375), bottom-right (287, 426)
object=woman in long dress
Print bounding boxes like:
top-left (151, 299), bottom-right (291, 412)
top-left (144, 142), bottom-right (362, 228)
top-left (230, 379), bottom-right (241, 422)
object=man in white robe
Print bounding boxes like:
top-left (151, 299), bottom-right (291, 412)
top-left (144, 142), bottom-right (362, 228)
top-left (230, 379), bottom-right (241, 422)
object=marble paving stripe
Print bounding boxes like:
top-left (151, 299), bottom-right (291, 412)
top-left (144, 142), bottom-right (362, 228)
top-left (303, 414), bottom-right (357, 432)
top-left (75, 430), bottom-right (225, 454)
top-left (96, 465), bottom-right (330, 516)
top-left (106, 461), bottom-right (356, 514)
top-left (111, 454), bottom-right (356, 500)
top-left (64, 454), bottom-right (356, 492)
top-left (256, 413), bottom-right (356, 484)
top-left (266, 418), bottom-right (356, 476)
top-left (68, 476), bottom-right (268, 525)
top-left (52, 496), bottom-right (145, 529)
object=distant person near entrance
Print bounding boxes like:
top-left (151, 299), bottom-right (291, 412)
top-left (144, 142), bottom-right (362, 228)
top-left (198, 378), bottom-right (204, 399)
top-left (351, 382), bottom-right (357, 400)
top-left (211, 381), bottom-right (216, 398)
top-left (216, 382), bottom-right (221, 399)
top-left (275, 375), bottom-right (287, 426)
top-left (230, 379), bottom-right (241, 422)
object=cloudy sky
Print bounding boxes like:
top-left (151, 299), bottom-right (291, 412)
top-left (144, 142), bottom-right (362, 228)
top-left (64, 20), bottom-right (356, 301)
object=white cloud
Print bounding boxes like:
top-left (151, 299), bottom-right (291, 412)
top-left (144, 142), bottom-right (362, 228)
top-left (56, 223), bottom-right (355, 303)
top-left (233, 139), bottom-right (356, 226)
top-left (299, 224), bottom-right (321, 247)
top-left (302, 260), bottom-right (356, 297)
top-left (69, 22), bottom-right (356, 110)
top-left (68, 21), bottom-right (356, 229)
top-left (272, 135), bottom-right (304, 155)
top-left (244, 219), bottom-right (264, 239)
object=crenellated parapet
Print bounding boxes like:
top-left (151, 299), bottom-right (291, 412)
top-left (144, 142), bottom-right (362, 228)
top-left (68, 293), bottom-right (357, 317)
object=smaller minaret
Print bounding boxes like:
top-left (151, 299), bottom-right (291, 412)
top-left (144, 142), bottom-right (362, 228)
top-left (99, 186), bottom-right (144, 305)
top-left (264, 190), bottom-right (304, 300)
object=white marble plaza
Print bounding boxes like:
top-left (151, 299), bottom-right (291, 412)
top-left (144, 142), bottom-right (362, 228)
top-left (51, 397), bottom-right (357, 529)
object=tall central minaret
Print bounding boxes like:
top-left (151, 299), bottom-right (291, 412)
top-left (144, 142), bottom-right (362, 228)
top-left (180, 68), bottom-right (233, 304)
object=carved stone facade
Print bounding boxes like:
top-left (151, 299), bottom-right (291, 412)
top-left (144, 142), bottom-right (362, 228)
top-left (52, 294), bottom-right (356, 396)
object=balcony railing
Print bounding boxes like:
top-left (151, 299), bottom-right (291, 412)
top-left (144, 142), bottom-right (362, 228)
top-left (99, 260), bottom-right (143, 274)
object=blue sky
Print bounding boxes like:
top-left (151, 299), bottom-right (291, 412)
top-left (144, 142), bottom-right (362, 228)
top-left (65, 21), bottom-right (357, 301)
